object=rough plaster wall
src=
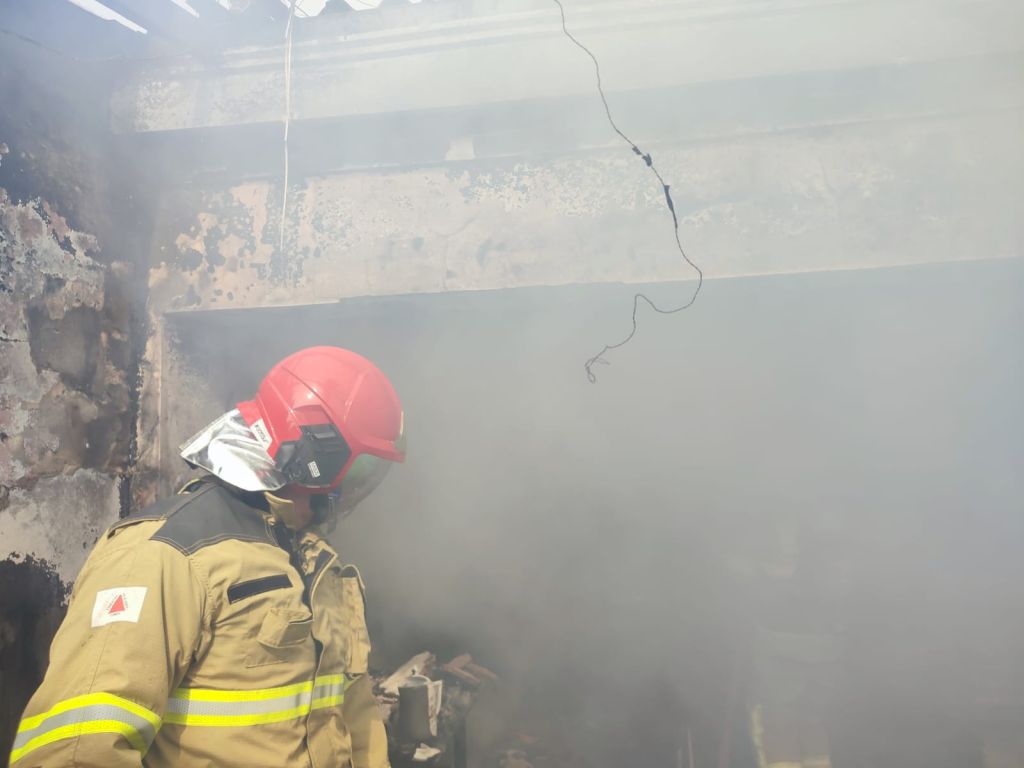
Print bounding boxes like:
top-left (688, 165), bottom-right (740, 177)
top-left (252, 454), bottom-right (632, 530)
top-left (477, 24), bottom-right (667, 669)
top-left (0, 159), bottom-right (131, 758)
top-left (132, 324), bottom-right (225, 506)
top-left (0, 25), bottom-right (156, 757)
top-left (0, 32), bottom-right (156, 726)
top-left (147, 111), bottom-right (1021, 314)
top-left (0, 181), bottom-right (127, 577)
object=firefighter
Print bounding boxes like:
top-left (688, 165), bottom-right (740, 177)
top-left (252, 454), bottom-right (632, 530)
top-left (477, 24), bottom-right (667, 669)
top-left (10, 346), bottom-right (405, 768)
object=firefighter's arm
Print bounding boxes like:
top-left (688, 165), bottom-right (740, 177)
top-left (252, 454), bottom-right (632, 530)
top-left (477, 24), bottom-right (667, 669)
top-left (338, 565), bottom-right (389, 768)
top-left (344, 674), bottom-right (390, 768)
top-left (10, 523), bottom-right (206, 767)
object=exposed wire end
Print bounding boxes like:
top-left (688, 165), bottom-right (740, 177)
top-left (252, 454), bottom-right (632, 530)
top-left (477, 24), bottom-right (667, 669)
top-left (551, 0), bottom-right (704, 382)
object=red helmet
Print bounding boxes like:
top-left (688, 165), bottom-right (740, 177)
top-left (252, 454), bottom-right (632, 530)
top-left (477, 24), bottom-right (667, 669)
top-left (236, 346), bottom-right (405, 500)
top-left (179, 347), bottom-right (404, 519)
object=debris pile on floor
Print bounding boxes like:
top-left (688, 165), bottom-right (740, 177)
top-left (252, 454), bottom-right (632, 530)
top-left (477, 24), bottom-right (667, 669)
top-left (376, 652), bottom-right (498, 767)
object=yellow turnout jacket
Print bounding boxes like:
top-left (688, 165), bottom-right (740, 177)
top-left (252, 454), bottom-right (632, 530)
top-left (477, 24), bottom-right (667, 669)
top-left (10, 479), bottom-right (388, 768)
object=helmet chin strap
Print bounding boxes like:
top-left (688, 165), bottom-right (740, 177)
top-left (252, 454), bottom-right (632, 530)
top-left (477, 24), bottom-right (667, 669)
top-left (265, 489), bottom-right (316, 530)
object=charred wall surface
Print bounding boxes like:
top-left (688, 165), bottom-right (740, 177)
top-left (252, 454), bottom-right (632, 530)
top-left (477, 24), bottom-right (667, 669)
top-left (0, 30), bottom-right (155, 759)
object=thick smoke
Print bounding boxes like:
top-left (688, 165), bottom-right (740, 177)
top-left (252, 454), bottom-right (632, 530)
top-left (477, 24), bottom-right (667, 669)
top-left (170, 257), bottom-right (1024, 766)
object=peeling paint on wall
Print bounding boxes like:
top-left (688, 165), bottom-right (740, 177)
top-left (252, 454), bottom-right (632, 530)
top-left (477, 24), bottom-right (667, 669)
top-left (1, 186), bottom-right (133, 491)
top-left (0, 162), bottom-right (136, 757)
top-left (0, 168), bottom-right (129, 755)
top-left (146, 112), bottom-right (1023, 318)
top-left (0, 471), bottom-right (120, 584)
top-left (0, 19), bottom-right (162, 755)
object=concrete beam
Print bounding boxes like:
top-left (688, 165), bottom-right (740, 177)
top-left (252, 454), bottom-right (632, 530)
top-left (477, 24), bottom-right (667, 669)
top-left (122, 51), bottom-right (1024, 186)
top-left (112, 0), bottom-right (1024, 134)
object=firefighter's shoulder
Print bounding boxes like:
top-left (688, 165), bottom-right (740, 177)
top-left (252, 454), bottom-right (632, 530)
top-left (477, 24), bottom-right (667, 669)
top-left (107, 477), bottom-right (277, 555)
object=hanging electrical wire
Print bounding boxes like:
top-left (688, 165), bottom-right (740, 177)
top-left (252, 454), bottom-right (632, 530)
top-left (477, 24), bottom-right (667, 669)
top-left (551, 0), bottom-right (704, 382)
top-left (280, 0), bottom-right (299, 253)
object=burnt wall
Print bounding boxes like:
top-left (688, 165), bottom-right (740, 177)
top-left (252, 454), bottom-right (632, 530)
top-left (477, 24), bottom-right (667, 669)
top-left (0, 32), bottom-right (155, 760)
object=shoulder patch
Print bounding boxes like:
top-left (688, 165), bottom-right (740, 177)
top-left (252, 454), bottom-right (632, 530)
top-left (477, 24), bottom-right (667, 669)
top-left (92, 587), bottom-right (147, 627)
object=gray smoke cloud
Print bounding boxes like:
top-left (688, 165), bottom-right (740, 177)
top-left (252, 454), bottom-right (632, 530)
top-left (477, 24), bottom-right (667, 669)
top-left (168, 255), bottom-right (1024, 765)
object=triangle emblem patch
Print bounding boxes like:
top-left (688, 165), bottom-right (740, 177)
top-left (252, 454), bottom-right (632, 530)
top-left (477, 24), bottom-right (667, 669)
top-left (91, 587), bottom-right (147, 627)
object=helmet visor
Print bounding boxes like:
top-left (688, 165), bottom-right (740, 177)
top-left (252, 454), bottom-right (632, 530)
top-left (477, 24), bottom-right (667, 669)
top-left (179, 409), bottom-right (286, 492)
top-left (335, 453), bottom-right (394, 515)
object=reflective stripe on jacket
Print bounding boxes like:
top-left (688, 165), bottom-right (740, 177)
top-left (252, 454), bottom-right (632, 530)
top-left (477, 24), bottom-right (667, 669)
top-left (10, 480), bottom-right (389, 768)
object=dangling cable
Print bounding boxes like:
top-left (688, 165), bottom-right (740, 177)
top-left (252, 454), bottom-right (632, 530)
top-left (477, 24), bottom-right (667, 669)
top-left (552, 0), bottom-right (704, 382)
top-left (280, 0), bottom-right (299, 253)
